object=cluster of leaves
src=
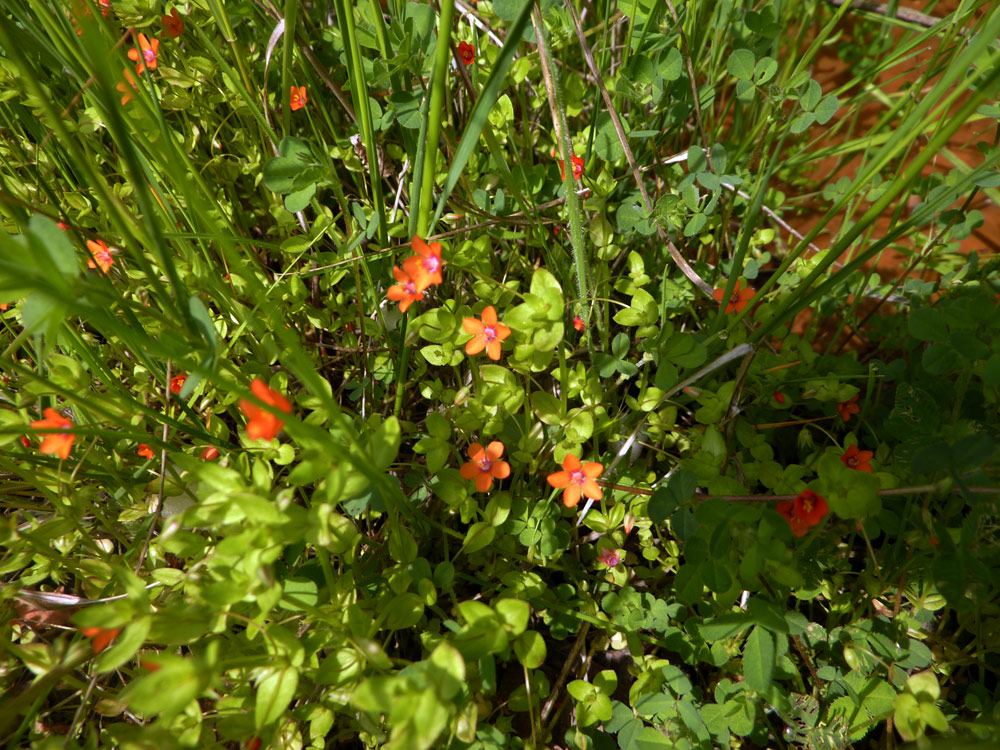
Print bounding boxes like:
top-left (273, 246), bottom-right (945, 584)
top-left (1, 1), bottom-right (1000, 749)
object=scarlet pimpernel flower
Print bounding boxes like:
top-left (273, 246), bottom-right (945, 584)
top-left (128, 33), bottom-right (159, 75)
top-left (137, 443), bottom-right (154, 459)
top-left (547, 453), bottom-right (603, 508)
top-left (713, 279), bottom-right (755, 314)
top-left (87, 240), bottom-right (113, 273)
top-left (170, 374), bottom-right (187, 394)
top-left (776, 489), bottom-right (828, 537)
top-left (559, 153), bottom-right (584, 180)
top-left (290, 86), bottom-right (307, 111)
top-left (116, 68), bottom-right (137, 105)
top-left (597, 547), bottom-right (620, 568)
top-left (402, 235), bottom-right (444, 290)
top-left (463, 305), bottom-right (510, 361)
top-left (386, 266), bottom-right (424, 313)
top-left (80, 626), bottom-right (120, 654)
top-left (573, 316), bottom-right (584, 332)
top-left (837, 394), bottom-right (860, 421)
top-left (240, 378), bottom-right (292, 441)
top-left (459, 441), bottom-right (511, 492)
top-left (31, 408), bottom-right (74, 460)
top-left (458, 41), bottom-right (475, 65)
top-left (162, 7), bottom-right (183, 38)
top-left (840, 443), bottom-right (873, 473)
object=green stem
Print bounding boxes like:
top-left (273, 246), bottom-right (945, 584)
top-left (418, 0), bottom-right (456, 237)
top-left (280, 0), bottom-right (298, 138)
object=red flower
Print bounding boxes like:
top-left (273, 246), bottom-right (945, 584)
top-left (713, 279), bottom-right (755, 314)
top-left (240, 378), bottom-right (292, 441)
top-left (773, 391), bottom-right (785, 404)
top-left (80, 626), bottom-right (120, 654)
top-left (170, 374), bottom-right (187, 394)
top-left (137, 443), bottom-right (154, 459)
top-left (459, 440), bottom-right (511, 492)
top-left (559, 154), bottom-right (584, 180)
top-left (777, 489), bottom-right (828, 537)
top-left (547, 453), bottom-right (603, 508)
top-left (199, 446), bottom-right (220, 460)
top-left (162, 7), bottom-right (183, 38)
top-left (573, 316), bottom-right (584, 332)
top-left (463, 305), bottom-right (511, 361)
top-left (840, 444), bottom-right (873, 473)
top-left (837, 394), bottom-right (860, 421)
top-left (128, 33), bottom-right (159, 75)
top-left (290, 86), bottom-right (307, 111)
top-left (87, 240), bottom-right (113, 273)
top-left (402, 235), bottom-right (444, 290)
top-left (19, 435), bottom-right (30, 448)
top-left (31, 408), bottom-right (74, 460)
top-left (458, 41), bottom-right (475, 65)
top-left (386, 266), bottom-right (425, 313)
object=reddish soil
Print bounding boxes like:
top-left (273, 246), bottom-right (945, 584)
top-left (785, 0), bottom-right (999, 278)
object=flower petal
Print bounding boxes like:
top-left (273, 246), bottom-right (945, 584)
top-left (463, 318), bottom-right (484, 335)
top-left (562, 485), bottom-right (582, 508)
top-left (547, 470), bottom-right (570, 488)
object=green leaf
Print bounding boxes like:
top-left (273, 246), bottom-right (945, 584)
top-left (94, 616), bottom-right (151, 673)
top-left (29, 215), bottom-right (78, 280)
top-left (255, 666), bottom-right (299, 728)
top-left (124, 656), bottom-right (206, 718)
top-left (514, 630), bottom-right (546, 668)
top-left (908, 307), bottom-right (948, 341)
top-left (262, 156), bottom-right (305, 193)
top-left (495, 598), bottom-right (530, 635)
top-left (531, 391), bottom-right (563, 424)
top-left (284, 182), bottom-right (316, 212)
top-left (727, 49), bottom-right (755, 80)
top-left (384, 593), bottom-right (425, 630)
top-left (370, 415), bottom-right (401, 470)
top-left (743, 626), bottom-right (774, 692)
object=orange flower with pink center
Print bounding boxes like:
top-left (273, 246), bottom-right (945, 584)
top-left (559, 154), bottom-right (584, 180)
top-left (402, 235), bottom-right (444, 290)
top-left (458, 41), bottom-right (475, 65)
top-left (137, 443), bottom-right (154, 459)
top-left (547, 453), bottom-right (603, 508)
top-left (170, 374), bottom-right (187, 394)
top-left (290, 86), bottom-right (307, 111)
top-left (386, 266), bottom-right (425, 313)
top-left (162, 7), bottom-right (183, 38)
top-left (128, 33), bottom-right (159, 75)
top-left (87, 240), bottom-right (113, 273)
top-left (463, 305), bottom-right (510, 361)
top-left (459, 440), bottom-right (511, 492)
top-left (31, 408), bottom-right (75, 460)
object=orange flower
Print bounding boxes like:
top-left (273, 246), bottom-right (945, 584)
top-left (777, 489), bottom-right (828, 537)
top-left (128, 33), bottom-right (159, 75)
top-left (547, 453), bottom-right (603, 508)
top-left (463, 305), bottom-right (511, 361)
top-left (240, 378), bottom-right (292, 441)
top-left (87, 240), bottom-right (113, 273)
top-left (459, 441), bottom-right (511, 492)
top-left (162, 7), bottom-right (183, 38)
top-left (170, 374), bottom-right (187, 394)
top-left (713, 279), bottom-right (755, 314)
top-left (559, 154), bottom-right (584, 180)
top-left (458, 41), bottom-right (475, 65)
top-left (116, 67), bottom-right (137, 105)
top-left (840, 443), bottom-right (873, 473)
top-left (290, 86), bottom-right (307, 111)
top-left (837, 394), bottom-right (860, 421)
top-left (31, 408), bottom-right (74, 460)
top-left (137, 443), bottom-right (154, 459)
top-left (573, 316), bottom-right (584, 332)
top-left (80, 626), bottom-right (120, 654)
top-left (402, 235), bottom-right (444, 290)
top-left (386, 266), bottom-right (425, 313)
top-left (199, 446), bottom-right (220, 460)
top-left (773, 391), bottom-right (786, 404)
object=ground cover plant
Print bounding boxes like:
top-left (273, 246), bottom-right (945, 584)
top-left (1, 0), bottom-right (1000, 748)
